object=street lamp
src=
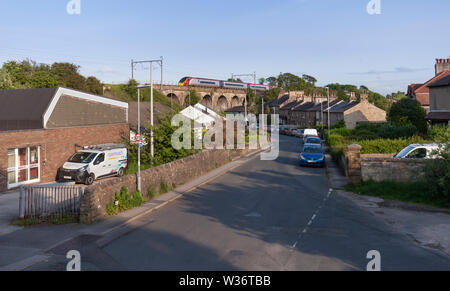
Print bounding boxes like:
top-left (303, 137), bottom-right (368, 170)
top-left (325, 86), bottom-right (330, 138)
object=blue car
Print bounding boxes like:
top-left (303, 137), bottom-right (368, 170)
top-left (300, 145), bottom-right (325, 167)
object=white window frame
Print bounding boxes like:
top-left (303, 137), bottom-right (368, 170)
top-left (7, 146), bottom-right (41, 189)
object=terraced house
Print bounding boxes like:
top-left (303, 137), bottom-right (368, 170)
top-left (0, 87), bottom-right (129, 192)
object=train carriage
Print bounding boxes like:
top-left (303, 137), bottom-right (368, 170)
top-left (178, 77), bottom-right (271, 91)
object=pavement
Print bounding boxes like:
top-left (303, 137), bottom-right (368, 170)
top-left (0, 191), bottom-right (22, 236)
top-left (1, 136), bottom-right (450, 271)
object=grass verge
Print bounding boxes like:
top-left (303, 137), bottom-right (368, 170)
top-left (12, 215), bottom-right (78, 227)
top-left (346, 180), bottom-right (450, 209)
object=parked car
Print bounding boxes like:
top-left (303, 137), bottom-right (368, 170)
top-left (298, 129), bottom-right (305, 138)
top-left (394, 144), bottom-right (441, 159)
top-left (300, 145), bottom-right (325, 167)
top-left (293, 129), bottom-right (302, 138)
top-left (58, 144), bottom-right (128, 185)
top-left (304, 136), bottom-right (322, 147)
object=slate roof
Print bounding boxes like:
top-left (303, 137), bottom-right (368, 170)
top-left (0, 87), bottom-right (58, 131)
top-left (428, 74), bottom-right (450, 88)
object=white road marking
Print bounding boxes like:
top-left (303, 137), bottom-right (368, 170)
top-left (292, 189), bottom-right (334, 248)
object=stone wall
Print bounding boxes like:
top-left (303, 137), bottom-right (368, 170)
top-left (361, 157), bottom-right (425, 182)
top-left (80, 148), bottom-right (256, 224)
top-left (341, 144), bottom-right (425, 183)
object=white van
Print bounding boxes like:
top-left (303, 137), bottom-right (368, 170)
top-left (303, 129), bottom-right (319, 142)
top-left (394, 144), bottom-right (440, 159)
top-left (58, 144), bottom-right (128, 185)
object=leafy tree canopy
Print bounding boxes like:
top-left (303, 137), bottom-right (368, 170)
top-left (0, 59), bottom-right (104, 94)
top-left (388, 98), bottom-right (427, 134)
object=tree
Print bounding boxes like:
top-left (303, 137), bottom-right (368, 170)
top-left (258, 78), bottom-right (265, 85)
top-left (2, 60), bottom-right (34, 88)
top-left (30, 70), bottom-right (59, 88)
top-left (121, 79), bottom-right (139, 100)
top-left (302, 74), bottom-right (317, 85)
top-left (186, 89), bottom-right (200, 106)
top-left (277, 73), bottom-right (308, 91)
top-left (86, 76), bottom-right (103, 95)
top-left (265, 77), bottom-right (278, 87)
top-left (51, 62), bottom-right (87, 91)
top-left (0, 68), bottom-right (13, 89)
top-left (388, 98), bottom-right (427, 134)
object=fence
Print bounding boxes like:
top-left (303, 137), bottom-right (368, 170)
top-left (19, 184), bottom-right (84, 220)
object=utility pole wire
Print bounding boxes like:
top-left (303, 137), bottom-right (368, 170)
top-left (131, 58), bottom-right (163, 159)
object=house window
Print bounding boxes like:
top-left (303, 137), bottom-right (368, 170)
top-left (7, 146), bottom-right (40, 189)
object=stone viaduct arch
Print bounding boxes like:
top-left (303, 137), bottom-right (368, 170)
top-left (159, 85), bottom-right (247, 112)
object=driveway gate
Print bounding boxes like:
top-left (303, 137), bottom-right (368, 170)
top-left (19, 184), bottom-right (84, 220)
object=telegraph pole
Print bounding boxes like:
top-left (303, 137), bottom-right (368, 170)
top-left (137, 87), bottom-right (141, 192)
top-left (150, 62), bottom-right (154, 159)
top-left (131, 58), bottom-right (163, 159)
top-left (160, 56), bottom-right (163, 91)
top-left (131, 59), bottom-right (134, 80)
top-left (326, 87), bottom-right (330, 138)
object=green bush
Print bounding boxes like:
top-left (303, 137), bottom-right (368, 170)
top-left (376, 123), bottom-right (418, 139)
top-left (423, 144), bottom-right (450, 203)
top-left (429, 125), bottom-right (450, 143)
top-left (328, 134), bottom-right (345, 147)
top-left (331, 120), bottom-right (346, 129)
top-left (358, 136), bottom-right (428, 154)
top-left (159, 180), bottom-right (173, 194)
top-left (352, 129), bottom-right (378, 140)
top-left (107, 186), bottom-right (145, 215)
top-left (331, 127), bottom-right (352, 137)
top-left (147, 187), bottom-right (157, 199)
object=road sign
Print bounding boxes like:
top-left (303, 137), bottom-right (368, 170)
top-left (135, 133), bottom-right (142, 142)
top-left (138, 142), bottom-right (144, 148)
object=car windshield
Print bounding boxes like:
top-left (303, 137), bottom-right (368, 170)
top-left (69, 152), bottom-right (98, 164)
top-left (306, 138), bottom-right (321, 144)
top-left (395, 145), bottom-right (416, 158)
top-left (303, 147), bottom-right (323, 154)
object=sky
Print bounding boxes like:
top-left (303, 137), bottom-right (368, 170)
top-left (0, 0), bottom-right (449, 95)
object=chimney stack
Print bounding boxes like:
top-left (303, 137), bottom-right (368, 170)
top-left (360, 93), bottom-right (369, 103)
top-left (349, 92), bottom-right (357, 102)
top-left (436, 58), bottom-right (450, 76)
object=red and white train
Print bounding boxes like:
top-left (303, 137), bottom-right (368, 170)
top-left (178, 77), bottom-right (271, 91)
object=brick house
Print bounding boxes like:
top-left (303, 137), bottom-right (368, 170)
top-left (426, 74), bottom-right (450, 125)
top-left (407, 59), bottom-right (450, 112)
top-left (0, 87), bottom-right (129, 191)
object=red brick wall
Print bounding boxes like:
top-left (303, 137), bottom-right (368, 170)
top-left (0, 124), bottom-right (129, 192)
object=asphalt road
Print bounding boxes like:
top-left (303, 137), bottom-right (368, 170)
top-left (64, 135), bottom-right (450, 270)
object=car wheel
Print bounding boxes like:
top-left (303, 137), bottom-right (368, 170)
top-left (117, 167), bottom-right (125, 177)
top-left (85, 174), bottom-right (95, 186)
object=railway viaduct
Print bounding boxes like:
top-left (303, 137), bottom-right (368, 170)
top-left (155, 84), bottom-right (248, 112)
